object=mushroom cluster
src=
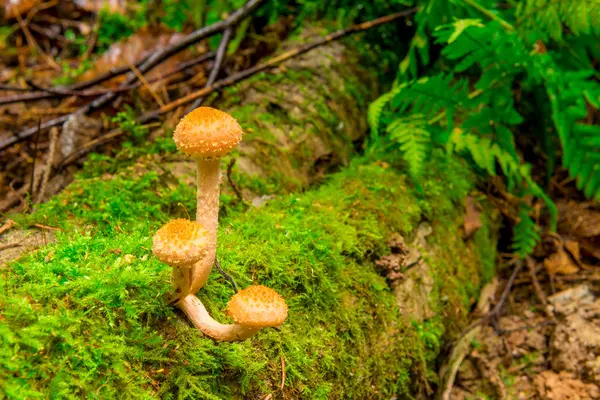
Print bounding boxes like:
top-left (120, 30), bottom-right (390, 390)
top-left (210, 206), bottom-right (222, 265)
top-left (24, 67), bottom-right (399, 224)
top-left (152, 107), bottom-right (287, 342)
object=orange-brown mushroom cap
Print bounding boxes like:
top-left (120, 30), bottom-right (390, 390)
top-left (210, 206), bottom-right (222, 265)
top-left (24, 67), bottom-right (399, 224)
top-left (152, 219), bottom-right (210, 267)
top-left (173, 107), bottom-right (242, 159)
top-left (226, 285), bottom-right (288, 327)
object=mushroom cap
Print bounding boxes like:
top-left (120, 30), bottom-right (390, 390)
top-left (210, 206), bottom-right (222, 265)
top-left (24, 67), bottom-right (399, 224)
top-left (152, 219), bottom-right (210, 267)
top-left (173, 107), bottom-right (242, 159)
top-left (226, 285), bottom-right (288, 328)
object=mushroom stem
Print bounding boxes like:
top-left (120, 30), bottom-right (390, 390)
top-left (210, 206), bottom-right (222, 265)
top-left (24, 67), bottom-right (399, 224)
top-left (189, 158), bottom-right (221, 294)
top-left (179, 294), bottom-right (260, 341)
top-left (169, 266), bottom-right (192, 303)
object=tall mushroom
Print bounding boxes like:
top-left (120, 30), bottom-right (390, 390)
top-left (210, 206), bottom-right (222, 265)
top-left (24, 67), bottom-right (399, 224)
top-left (180, 285), bottom-right (288, 342)
top-left (173, 107), bottom-right (243, 294)
top-left (152, 219), bottom-right (210, 303)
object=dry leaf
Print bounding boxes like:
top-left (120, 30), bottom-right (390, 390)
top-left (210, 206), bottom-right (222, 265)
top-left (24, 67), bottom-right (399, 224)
top-left (544, 248), bottom-right (580, 276)
top-left (79, 31), bottom-right (188, 87)
top-left (3, 0), bottom-right (43, 19)
top-left (581, 237), bottom-right (600, 262)
top-left (464, 196), bottom-right (482, 237)
top-left (74, 0), bottom-right (125, 13)
top-left (557, 200), bottom-right (600, 238)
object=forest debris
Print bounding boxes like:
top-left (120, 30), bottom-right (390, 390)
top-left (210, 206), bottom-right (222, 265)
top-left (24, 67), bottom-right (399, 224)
top-left (565, 240), bottom-right (582, 264)
top-left (4, 0), bottom-right (43, 19)
top-left (0, 219), bottom-right (16, 236)
top-left (74, 0), bottom-right (125, 13)
top-left (550, 299), bottom-right (600, 377)
top-left (79, 31), bottom-right (190, 86)
top-left (438, 278), bottom-right (499, 400)
top-left (464, 196), bottom-right (482, 237)
top-left (535, 371), bottom-right (600, 399)
top-left (544, 247), bottom-right (580, 276)
top-left (557, 200), bottom-right (600, 238)
top-left (0, 229), bottom-right (56, 266)
top-left (548, 285), bottom-right (594, 315)
top-left (59, 113), bottom-right (103, 161)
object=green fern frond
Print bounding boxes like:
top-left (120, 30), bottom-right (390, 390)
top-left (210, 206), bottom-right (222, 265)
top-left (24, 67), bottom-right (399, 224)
top-left (513, 205), bottom-right (541, 258)
top-left (368, 83), bottom-right (407, 135)
top-left (536, 55), bottom-right (600, 201)
top-left (516, 0), bottom-right (600, 41)
top-left (387, 115), bottom-right (432, 178)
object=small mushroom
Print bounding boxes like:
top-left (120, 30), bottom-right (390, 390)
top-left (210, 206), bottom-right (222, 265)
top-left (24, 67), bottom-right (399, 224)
top-left (180, 285), bottom-right (288, 341)
top-left (152, 219), bottom-right (210, 303)
top-left (173, 107), bottom-right (243, 294)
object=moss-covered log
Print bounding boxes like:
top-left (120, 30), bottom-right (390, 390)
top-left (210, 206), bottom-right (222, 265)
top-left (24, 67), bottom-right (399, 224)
top-left (0, 32), bottom-right (498, 400)
top-left (1, 147), bottom-right (498, 398)
top-left (167, 31), bottom-right (379, 197)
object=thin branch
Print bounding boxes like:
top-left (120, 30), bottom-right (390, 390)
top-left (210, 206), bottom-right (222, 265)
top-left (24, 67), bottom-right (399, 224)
top-left (187, 27), bottom-right (233, 112)
top-left (56, 8), bottom-right (420, 166)
top-left (526, 256), bottom-right (555, 319)
top-left (456, 260), bottom-right (523, 339)
top-left (0, 84), bottom-right (30, 92)
top-left (227, 158), bottom-right (246, 204)
top-left (157, 7), bottom-right (420, 114)
top-left (18, 52), bottom-right (216, 100)
top-left (36, 127), bottom-right (59, 204)
top-left (214, 258), bottom-right (238, 293)
top-left (29, 119), bottom-right (42, 199)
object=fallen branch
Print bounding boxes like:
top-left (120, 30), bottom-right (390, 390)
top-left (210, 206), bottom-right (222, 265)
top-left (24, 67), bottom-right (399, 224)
top-left (0, 0), bottom-right (265, 152)
top-left (157, 7), bottom-right (419, 114)
top-left (19, 52), bottom-right (216, 100)
top-left (56, 8), bottom-right (419, 167)
top-left (186, 27), bottom-right (233, 112)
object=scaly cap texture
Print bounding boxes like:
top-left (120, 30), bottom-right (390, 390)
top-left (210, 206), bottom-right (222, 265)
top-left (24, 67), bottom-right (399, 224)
top-left (226, 285), bottom-right (288, 327)
top-left (173, 107), bottom-right (242, 158)
top-left (152, 219), bottom-right (209, 267)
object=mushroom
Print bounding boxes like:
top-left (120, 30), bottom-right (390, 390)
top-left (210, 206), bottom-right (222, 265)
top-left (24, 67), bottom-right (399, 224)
top-left (152, 219), bottom-right (210, 303)
top-left (173, 107), bottom-right (243, 294)
top-left (179, 285), bottom-right (288, 341)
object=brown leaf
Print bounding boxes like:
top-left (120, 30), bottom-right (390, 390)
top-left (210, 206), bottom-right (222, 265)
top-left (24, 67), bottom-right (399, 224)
top-left (544, 248), bottom-right (580, 276)
top-left (3, 0), bottom-right (43, 19)
top-left (581, 237), bottom-right (600, 262)
top-left (557, 200), bottom-right (600, 238)
top-left (79, 30), bottom-right (189, 87)
top-left (74, 0), bottom-right (125, 13)
top-left (464, 196), bottom-right (482, 237)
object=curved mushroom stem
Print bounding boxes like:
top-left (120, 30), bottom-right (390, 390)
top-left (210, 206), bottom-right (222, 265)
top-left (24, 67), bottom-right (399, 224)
top-left (169, 266), bottom-right (192, 303)
top-left (189, 158), bottom-right (221, 294)
top-left (179, 294), bottom-right (261, 341)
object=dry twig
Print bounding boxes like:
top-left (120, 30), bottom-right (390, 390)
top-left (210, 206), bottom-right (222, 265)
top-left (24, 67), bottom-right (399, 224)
top-left (0, 220), bottom-right (16, 236)
top-left (36, 127), bottom-right (59, 204)
top-left (187, 27), bottom-right (233, 112)
top-left (526, 256), bottom-right (555, 319)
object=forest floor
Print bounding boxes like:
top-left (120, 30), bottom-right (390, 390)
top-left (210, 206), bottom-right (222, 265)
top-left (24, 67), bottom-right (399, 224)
top-left (439, 197), bottom-right (600, 399)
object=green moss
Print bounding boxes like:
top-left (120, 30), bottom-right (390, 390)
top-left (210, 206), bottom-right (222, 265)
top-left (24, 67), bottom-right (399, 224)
top-left (1, 147), bottom-right (493, 398)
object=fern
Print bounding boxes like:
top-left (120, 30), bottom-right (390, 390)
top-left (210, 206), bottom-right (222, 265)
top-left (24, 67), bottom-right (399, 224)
top-left (512, 205), bottom-right (541, 258)
top-left (534, 56), bottom-right (600, 200)
top-left (386, 115), bottom-right (431, 178)
top-left (369, 0), bottom-right (599, 257)
top-left (516, 0), bottom-right (600, 41)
